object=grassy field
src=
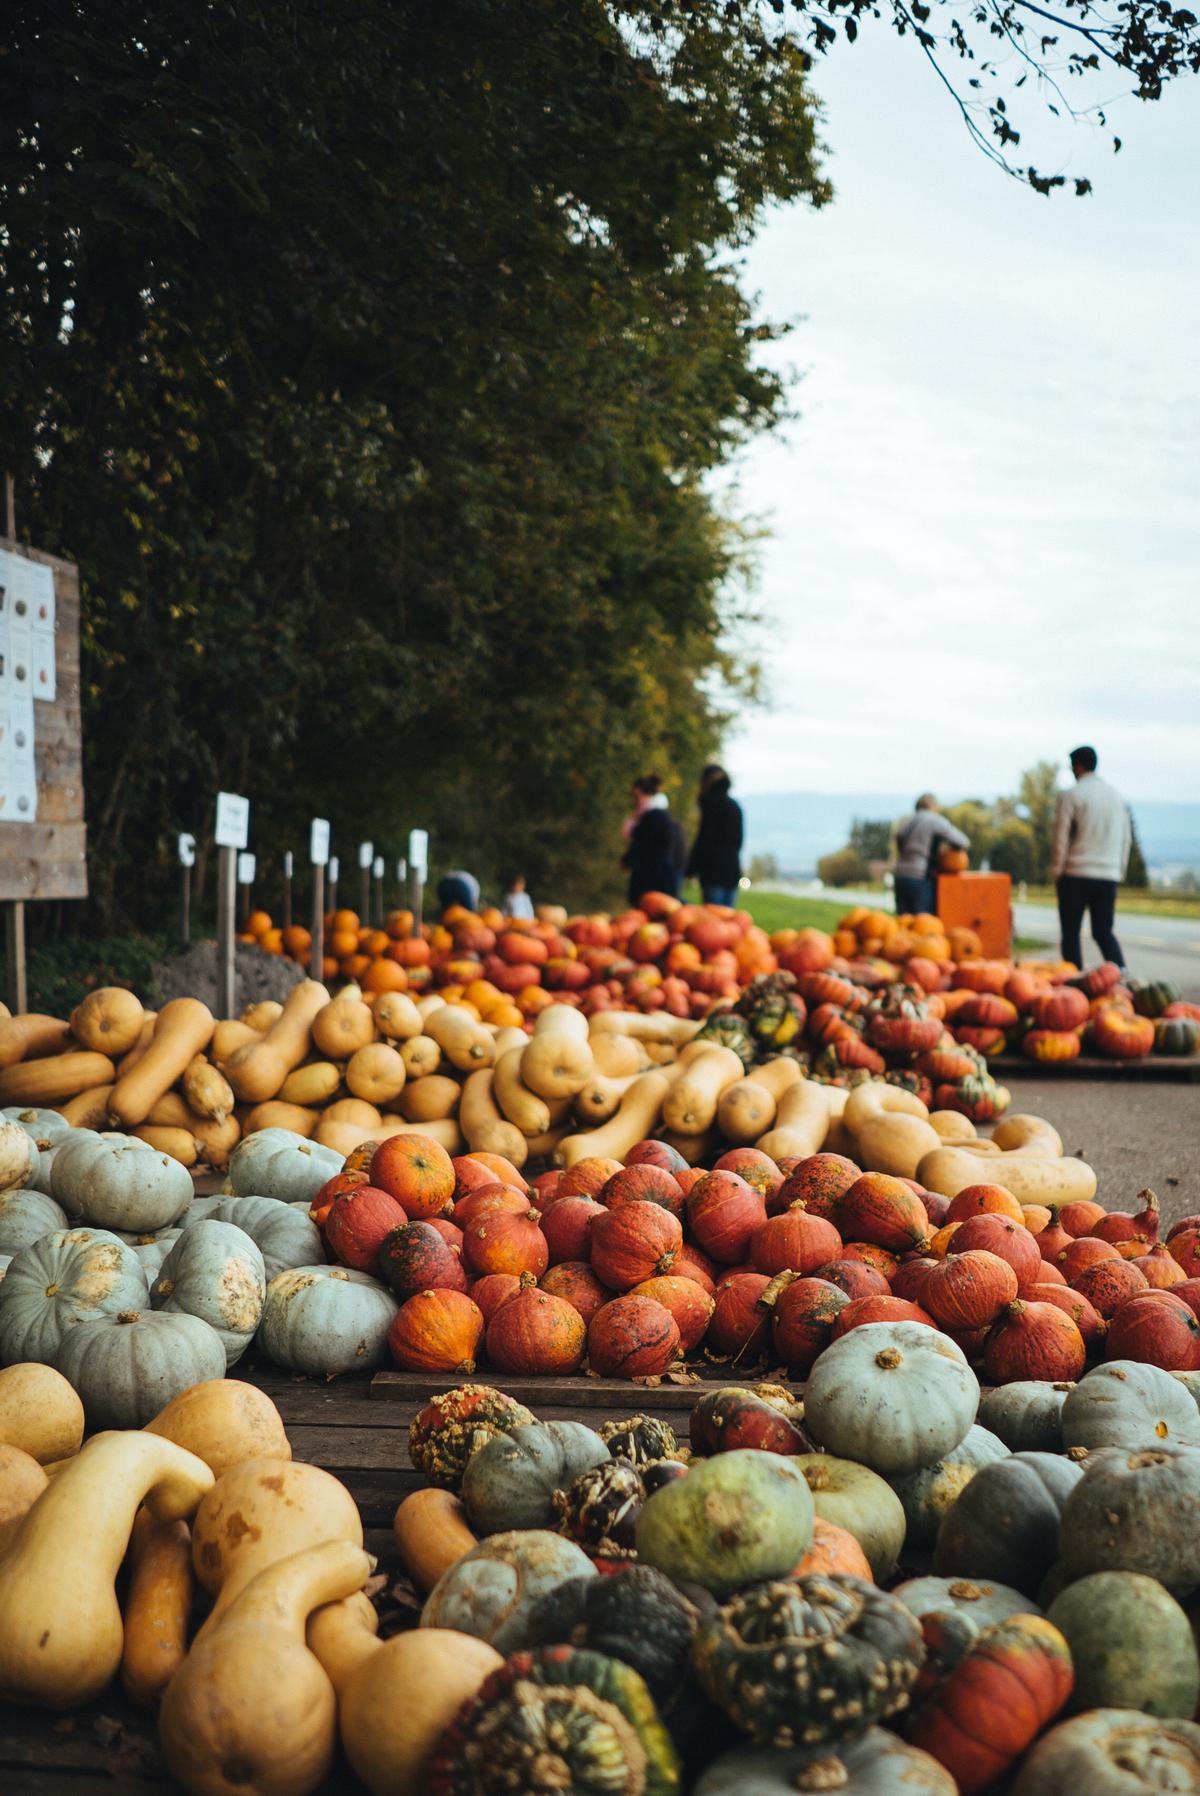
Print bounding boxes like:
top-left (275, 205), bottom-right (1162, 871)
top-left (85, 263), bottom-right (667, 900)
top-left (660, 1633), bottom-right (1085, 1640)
top-left (740, 891), bottom-right (850, 935)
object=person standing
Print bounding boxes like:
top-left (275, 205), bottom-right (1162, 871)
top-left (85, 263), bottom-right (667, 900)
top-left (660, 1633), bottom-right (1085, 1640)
top-left (501, 874), bottom-right (535, 920)
top-left (1051, 746), bottom-right (1131, 971)
top-left (436, 869), bottom-right (480, 913)
top-left (621, 774), bottom-right (677, 907)
top-left (893, 796), bottom-right (969, 917)
top-left (687, 764), bottom-right (743, 906)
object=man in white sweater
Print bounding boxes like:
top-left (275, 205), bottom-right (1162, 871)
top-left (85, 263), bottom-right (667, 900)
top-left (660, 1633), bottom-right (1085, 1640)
top-left (1050, 747), bottom-right (1132, 972)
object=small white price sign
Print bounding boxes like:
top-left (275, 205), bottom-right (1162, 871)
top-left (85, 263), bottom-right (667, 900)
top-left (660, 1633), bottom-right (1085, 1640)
top-left (309, 818), bottom-right (331, 865)
top-left (372, 856), bottom-right (384, 879)
top-left (283, 851), bottom-right (294, 878)
top-left (396, 859), bottom-right (407, 882)
top-left (328, 855), bottom-right (340, 882)
top-left (358, 840), bottom-right (374, 869)
top-left (237, 852), bottom-right (256, 885)
top-left (215, 791), bottom-right (249, 849)
top-left (177, 833), bottom-right (196, 868)
top-left (408, 828), bottom-right (429, 876)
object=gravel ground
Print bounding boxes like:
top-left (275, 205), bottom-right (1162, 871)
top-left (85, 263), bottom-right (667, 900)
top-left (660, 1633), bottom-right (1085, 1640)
top-left (998, 1074), bottom-right (1200, 1231)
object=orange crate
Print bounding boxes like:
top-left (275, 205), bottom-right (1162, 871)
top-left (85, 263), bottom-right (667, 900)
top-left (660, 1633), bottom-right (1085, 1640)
top-left (937, 872), bottom-right (1012, 959)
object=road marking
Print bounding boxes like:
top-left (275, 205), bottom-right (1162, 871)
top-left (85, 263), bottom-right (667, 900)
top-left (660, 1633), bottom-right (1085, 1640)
top-left (1127, 937), bottom-right (1169, 950)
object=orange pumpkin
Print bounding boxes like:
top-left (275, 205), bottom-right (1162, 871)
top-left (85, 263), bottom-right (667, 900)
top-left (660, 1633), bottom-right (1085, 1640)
top-left (792, 1517), bottom-right (873, 1581)
top-left (945, 1183), bottom-right (1024, 1226)
top-left (907, 1615), bottom-right (1073, 1792)
top-left (387, 1289), bottom-right (484, 1374)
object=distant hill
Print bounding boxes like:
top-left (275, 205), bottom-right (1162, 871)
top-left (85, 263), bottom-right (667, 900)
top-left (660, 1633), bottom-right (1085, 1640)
top-left (741, 791), bottom-right (1200, 879)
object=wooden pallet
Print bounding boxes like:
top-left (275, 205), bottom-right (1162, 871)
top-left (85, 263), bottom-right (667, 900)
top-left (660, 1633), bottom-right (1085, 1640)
top-left (993, 1052), bottom-right (1200, 1080)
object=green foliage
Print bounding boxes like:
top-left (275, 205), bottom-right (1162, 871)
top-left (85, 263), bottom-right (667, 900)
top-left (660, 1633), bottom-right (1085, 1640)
top-left (849, 818), bottom-right (894, 863)
top-left (1126, 816), bottom-right (1149, 889)
top-left (816, 846), bottom-right (870, 887)
top-left (739, 891), bottom-right (848, 934)
top-left (747, 853), bottom-right (780, 882)
top-left (0, 0), bottom-right (829, 928)
top-left (0, 932), bottom-right (175, 1016)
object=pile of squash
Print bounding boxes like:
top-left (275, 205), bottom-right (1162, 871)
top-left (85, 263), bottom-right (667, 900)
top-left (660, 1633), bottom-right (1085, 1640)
top-left (930, 963), bottom-right (1199, 1065)
top-left (8, 1351), bottom-right (1200, 1795)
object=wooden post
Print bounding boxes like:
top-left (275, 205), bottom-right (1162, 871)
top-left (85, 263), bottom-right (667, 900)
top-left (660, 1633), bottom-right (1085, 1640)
top-left (4, 902), bottom-right (27, 1013)
top-left (282, 851), bottom-right (293, 931)
top-left (409, 866), bottom-right (424, 938)
top-left (359, 842), bottom-right (372, 926)
top-left (216, 846), bottom-right (237, 1019)
top-left (180, 866), bottom-right (191, 948)
top-left (309, 864), bottom-right (325, 980)
top-left (328, 856), bottom-right (339, 918)
top-left (373, 855), bottom-right (384, 929)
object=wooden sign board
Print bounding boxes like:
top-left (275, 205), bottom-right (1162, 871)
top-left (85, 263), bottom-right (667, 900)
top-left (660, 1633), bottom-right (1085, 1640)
top-left (0, 538), bottom-right (86, 900)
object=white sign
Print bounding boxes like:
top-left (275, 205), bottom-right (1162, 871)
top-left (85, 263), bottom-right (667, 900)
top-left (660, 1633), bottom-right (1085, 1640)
top-left (408, 828), bottom-right (429, 876)
top-left (309, 818), bottom-right (331, 864)
top-left (29, 562), bottom-right (55, 702)
top-left (328, 855), bottom-right (340, 883)
top-left (397, 858), bottom-right (407, 882)
top-left (372, 856), bottom-right (384, 879)
top-left (358, 840), bottom-right (374, 869)
top-left (283, 851), bottom-right (294, 879)
top-left (215, 791), bottom-right (250, 849)
top-left (2, 692), bottom-right (37, 820)
top-left (237, 852), bottom-right (257, 885)
top-left (177, 833), bottom-right (196, 868)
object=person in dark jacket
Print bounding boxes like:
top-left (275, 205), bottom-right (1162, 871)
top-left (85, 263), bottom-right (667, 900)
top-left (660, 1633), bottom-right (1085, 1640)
top-left (621, 774), bottom-right (678, 907)
top-left (687, 764), bottom-right (743, 905)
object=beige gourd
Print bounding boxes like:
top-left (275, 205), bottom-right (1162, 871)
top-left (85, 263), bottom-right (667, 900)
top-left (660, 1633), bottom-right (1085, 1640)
top-left (159, 1539), bottom-right (373, 1796)
top-left (181, 1055), bottom-right (234, 1123)
top-left (415, 994), bottom-right (446, 1021)
top-left (310, 994), bottom-right (376, 1060)
top-left (391, 1489), bottom-right (478, 1592)
top-left (458, 1069), bottom-right (528, 1166)
top-left (146, 1380), bottom-right (292, 1479)
top-left (556, 1070), bottom-right (671, 1167)
top-left (120, 1511), bottom-right (193, 1706)
top-left (70, 986), bottom-right (146, 1058)
top-left (189, 1112), bottom-right (241, 1170)
top-left (396, 1073), bottom-right (460, 1123)
top-left (490, 1025), bottom-right (530, 1061)
top-left (210, 1018), bottom-right (259, 1068)
top-left (240, 1000), bottom-right (283, 1033)
top-left (307, 1594), bottom-right (502, 1796)
top-left (661, 1044), bottom-right (745, 1136)
top-left (589, 1032), bottom-right (647, 1078)
top-left (315, 1117), bottom-right (462, 1157)
top-left (371, 992), bottom-right (423, 1042)
top-left (756, 1079), bottom-right (838, 1162)
top-left (0, 1014), bottom-right (72, 1070)
top-left (57, 1083), bottom-right (115, 1129)
top-left (717, 1057), bottom-right (803, 1144)
top-left (587, 1011), bottom-right (700, 1044)
top-left (0, 1431), bottom-right (213, 1706)
top-left (492, 1047), bottom-right (551, 1136)
top-left (918, 1134), bottom-right (1097, 1205)
top-left (424, 1005), bottom-right (494, 1072)
top-left (573, 1069), bottom-right (639, 1126)
top-left (842, 1081), bottom-right (942, 1178)
top-left (346, 1042), bottom-right (407, 1105)
top-left (225, 981), bottom-right (330, 1104)
top-left (109, 997), bottom-right (216, 1126)
top-left (0, 1445), bottom-right (49, 1535)
top-left (929, 1110), bottom-right (978, 1143)
top-left (132, 1123), bottom-right (198, 1166)
top-left (0, 1364), bottom-right (85, 1464)
top-left (279, 1062), bottom-right (342, 1107)
top-left (521, 1005), bottom-right (593, 1099)
top-left (322, 1096), bottom-right (382, 1131)
top-left (243, 1100), bottom-right (319, 1138)
top-left (0, 1050), bottom-right (115, 1107)
top-left (116, 1012), bottom-right (159, 1077)
top-left (399, 1034), bottom-right (441, 1081)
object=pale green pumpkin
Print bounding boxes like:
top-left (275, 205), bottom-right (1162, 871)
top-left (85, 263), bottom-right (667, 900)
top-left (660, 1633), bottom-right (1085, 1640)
top-left (152, 1221), bottom-right (266, 1366)
top-left (257, 1263), bottom-right (397, 1375)
top-left (0, 1226), bottom-right (148, 1365)
top-left (226, 1127), bottom-right (341, 1206)
top-left (55, 1306), bottom-right (226, 1426)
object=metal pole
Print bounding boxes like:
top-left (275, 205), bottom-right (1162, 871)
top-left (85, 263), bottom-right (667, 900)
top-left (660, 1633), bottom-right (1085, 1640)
top-left (282, 852), bottom-right (293, 931)
top-left (216, 846), bottom-right (237, 1019)
top-left (309, 865), bottom-right (325, 980)
top-left (4, 902), bottom-right (28, 1013)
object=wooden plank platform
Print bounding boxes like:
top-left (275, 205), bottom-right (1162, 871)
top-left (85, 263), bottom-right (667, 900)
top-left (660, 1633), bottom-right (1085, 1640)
top-left (991, 1052), bottom-right (1200, 1081)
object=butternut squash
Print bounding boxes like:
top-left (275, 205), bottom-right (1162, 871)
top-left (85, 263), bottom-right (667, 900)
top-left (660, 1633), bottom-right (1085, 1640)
top-left (660, 1126), bottom-right (720, 1166)
top-left (0, 1431), bottom-right (213, 1706)
top-left (458, 1069), bottom-right (528, 1166)
top-left (0, 1444), bottom-right (48, 1534)
top-left (160, 1539), bottom-right (372, 1796)
top-left (120, 1510), bottom-right (193, 1706)
top-left (345, 1042), bottom-right (407, 1106)
top-left (57, 1082), bottom-right (115, 1129)
top-left (308, 1594), bottom-right (502, 1796)
top-left (822, 1115), bottom-right (856, 1158)
top-left (843, 1081), bottom-right (941, 1178)
top-left (589, 1032), bottom-right (647, 1078)
top-left (918, 1141), bottom-right (1097, 1206)
top-left (556, 1070), bottom-right (671, 1167)
top-left (396, 1073), bottom-right (460, 1123)
top-left (116, 1012), bottom-right (159, 1077)
top-left (181, 1055), bottom-right (234, 1124)
top-left (423, 1005), bottom-right (494, 1073)
top-left (70, 987), bottom-right (145, 1058)
top-left (279, 1061), bottom-right (342, 1107)
top-left (661, 1044), bottom-right (745, 1136)
top-left (240, 1000), bottom-right (283, 1033)
top-left (371, 991), bottom-right (423, 1042)
top-left (492, 1047), bottom-right (551, 1136)
top-left (415, 993), bottom-right (446, 1021)
top-left (718, 1056), bottom-right (803, 1144)
top-left (323, 1096), bottom-right (382, 1131)
top-left (189, 1113), bottom-right (241, 1171)
top-left (391, 1488), bottom-right (478, 1592)
top-left (992, 1113), bottom-right (1063, 1155)
top-left (756, 1079), bottom-right (837, 1162)
top-left (521, 1122), bottom-right (570, 1161)
top-left (0, 1013), bottom-right (72, 1069)
top-left (146, 1380), bottom-right (291, 1479)
top-left (225, 981), bottom-right (330, 1104)
top-left (132, 1124), bottom-right (198, 1167)
top-left (210, 1018), bottom-right (259, 1068)
top-left (490, 1024), bottom-right (530, 1061)
top-left (311, 994), bottom-right (376, 1060)
top-left (0, 1049), bottom-right (115, 1107)
top-left (314, 1117), bottom-right (462, 1157)
top-left (399, 1034), bottom-right (440, 1081)
top-left (587, 1011), bottom-right (700, 1044)
top-left (109, 997), bottom-right (216, 1127)
top-left (521, 1005), bottom-right (593, 1099)
top-left (929, 1109), bottom-right (978, 1143)
top-left (573, 1069), bottom-right (639, 1126)
top-left (243, 1100), bottom-right (318, 1138)
top-left (0, 1363), bottom-right (85, 1464)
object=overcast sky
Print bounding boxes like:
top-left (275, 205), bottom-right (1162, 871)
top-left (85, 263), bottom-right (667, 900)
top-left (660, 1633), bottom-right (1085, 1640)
top-left (720, 28), bottom-right (1200, 804)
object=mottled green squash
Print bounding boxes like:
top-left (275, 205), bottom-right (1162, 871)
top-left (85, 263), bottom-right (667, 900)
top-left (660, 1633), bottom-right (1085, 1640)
top-left (460, 1421), bottom-right (608, 1535)
top-left (791, 1454), bottom-right (906, 1582)
top-left (636, 1450), bottom-right (813, 1596)
top-left (1047, 1571), bottom-right (1199, 1716)
top-left (887, 1425), bottom-right (1009, 1549)
top-left (420, 1529), bottom-right (594, 1653)
top-left (1013, 1710), bottom-right (1200, 1795)
top-left (1058, 1444), bottom-right (1200, 1588)
top-left (977, 1381), bottom-right (1072, 1452)
top-left (934, 1451), bottom-right (1083, 1597)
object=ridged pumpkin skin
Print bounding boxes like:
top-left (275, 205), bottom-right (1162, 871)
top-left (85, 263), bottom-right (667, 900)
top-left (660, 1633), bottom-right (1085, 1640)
top-left (770, 1276), bottom-right (850, 1372)
top-left (925, 1250), bottom-right (1019, 1331)
top-left (706, 1272), bottom-right (772, 1357)
top-left (461, 1210), bottom-right (548, 1280)
top-left (945, 1184), bottom-right (1024, 1226)
top-left (982, 1300), bottom-right (1087, 1385)
top-left (460, 1421), bottom-right (609, 1536)
top-left (0, 1227), bottom-right (148, 1366)
top-left (484, 1287), bottom-right (585, 1375)
top-left (1058, 1444), bottom-right (1200, 1586)
top-left (976, 1382), bottom-right (1072, 1452)
top-left (908, 1614), bottom-right (1073, 1792)
top-left (749, 1208), bottom-right (842, 1276)
top-left (1047, 1571), bottom-right (1200, 1717)
top-left (589, 1201), bottom-right (681, 1291)
top-left (837, 1173), bottom-right (932, 1253)
top-left (186, 1196), bottom-right (322, 1283)
top-left (685, 1172), bottom-right (767, 1265)
top-left (55, 1308), bottom-right (227, 1428)
top-left (524, 1564), bottom-right (696, 1705)
top-left (588, 1295), bottom-right (681, 1379)
top-left (259, 1265), bottom-right (398, 1375)
top-left (831, 1294), bottom-right (936, 1339)
top-left (630, 1275), bottom-right (714, 1349)
top-left (949, 1214), bottom-right (1041, 1294)
top-left (387, 1289), bottom-right (484, 1375)
top-left (1023, 1028), bottom-right (1082, 1063)
top-left (150, 1221), bottom-right (266, 1368)
top-left (887, 1425), bottom-right (1010, 1550)
top-left (469, 1272), bottom-right (521, 1321)
top-left (1104, 1292), bottom-right (1200, 1370)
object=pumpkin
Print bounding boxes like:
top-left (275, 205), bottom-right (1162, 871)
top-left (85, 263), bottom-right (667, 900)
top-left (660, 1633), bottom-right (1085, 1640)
top-left (541, 1260), bottom-right (610, 1325)
top-left (485, 1284), bottom-right (585, 1374)
top-left (831, 1293), bottom-right (936, 1338)
top-left (948, 1213), bottom-right (1042, 1293)
top-left (804, 1321), bottom-right (979, 1475)
top-left (525, 1565), bottom-right (696, 1705)
top-left (50, 1134), bottom-right (192, 1234)
top-left (887, 1425), bottom-right (1010, 1549)
top-left (1132, 1246), bottom-right (1187, 1289)
top-left (0, 1187), bottom-right (67, 1255)
top-left (461, 1208), bottom-right (548, 1280)
top-left (1104, 1291), bottom-right (1200, 1369)
top-left (1090, 1008), bottom-right (1155, 1058)
top-left (637, 1449), bottom-right (814, 1596)
top-left (1011, 1710), bottom-right (1200, 1796)
top-left (1132, 978), bottom-right (1180, 1018)
top-left (388, 1288), bottom-right (484, 1374)
top-left (775, 1152), bottom-right (863, 1220)
top-left (1092, 1188), bottom-right (1160, 1248)
top-left (589, 1201), bottom-right (681, 1291)
top-left (150, 1220), bottom-right (266, 1366)
top-left (792, 1454), bottom-right (907, 1582)
top-left (945, 1183), bottom-right (1024, 1226)
top-left (1031, 987), bottom-right (1090, 1031)
top-left (839, 1241), bottom-right (900, 1278)
top-left (1156, 1016), bottom-right (1199, 1055)
top-left (889, 1256), bottom-right (940, 1306)
top-left (377, 1221), bottom-right (467, 1299)
top-left (540, 1195), bottom-right (603, 1263)
top-left (983, 1300), bottom-right (1087, 1384)
top-left (812, 1259), bottom-right (890, 1300)
top-left (706, 1271), bottom-right (773, 1357)
top-left (793, 1515), bottom-right (874, 1581)
top-left (749, 1208), bottom-right (842, 1277)
top-left (461, 1419), bottom-right (608, 1534)
top-left (145, 1378), bottom-right (291, 1478)
top-left (771, 1276), bottom-right (850, 1372)
top-left (1057, 1235), bottom-right (1120, 1283)
top-left (598, 1414), bottom-right (680, 1463)
top-left (1058, 1443), bottom-right (1200, 1586)
top-left (588, 1294), bottom-right (681, 1378)
top-left (421, 1529), bottom-right (595, 1651)
top-left (227, 1126), bottom-right (342, 1205)
top-left (1047, 1571), bottom-right (1199, 1716)
top-left (183, 1194), bottom-right (323, 1283)
top-left (908, 1614), bottom-right (1073, 1792)
top-left (924, 1250), bottom-right (1018, 1330)
top-left (552, 1459), bottom-right (645, 1559)
top-left (0, 1361), bottom-right (84, 1464)
top-left (690, 1386), bottom-right (811, 1458)
top-left (893, 1573), bottom-right (1036, 1632)
top-left (1028, 1283), bottom-right (1105, 1354)
top-left (1023, 1028), bottom-right (1082, 1063)
top-left (408, 1385), bottom-right (535, 1491)
top-left (1072, 1255), bottom-right (1149, 1317)
top-left (55, 1307), bottom-right (226, 1427)
top-left (258, 1264), bottom-right (398, 1375)
top-left (837, 1173), bottom-right (933, 1252)
top-left (323, 1183), bottom-right (409, 1273)
top-left (601, 1164), bottom-right (685, 1215)
top-left (425, 1644), bottom-right (680, 1796)
top-left (694, 1728), bottom-right (956, 1796)
top-left (1062, 1358), bottom-right (1200, 1450)
top-left (694, 1574), bottom-right (924, 1748)
top-left (685, 1171), bottom-right (767, 1264)
top-left (453, 1184), bottom-right (529, 1226)
top-left (631, 1274), bottom-right (713, 1349)
top-left (0, 1227), bottom-right (148, 1365)
top-left (933, 1452), bottom-right (1084, 1595)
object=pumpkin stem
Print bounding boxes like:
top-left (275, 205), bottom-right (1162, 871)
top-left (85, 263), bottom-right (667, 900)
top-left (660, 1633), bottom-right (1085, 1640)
top-left (757, 1270), bottom-right (799, 1311)
top-left (116, 1310), bottom-right (141, 1324)
top-left (873, 1347), bottom-right (902, 1370)
top-left (793, 1755), bottom-right (849, 1791)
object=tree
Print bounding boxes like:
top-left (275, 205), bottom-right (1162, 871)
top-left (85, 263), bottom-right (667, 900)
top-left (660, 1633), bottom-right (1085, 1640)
top-left (941, 800), bottom-right (997, 866)
top-left (1015, 762), bottom-right (1062, 884)
top-left (817, 847), bottom-right (869, 887)
top-left (1125, 815), bottom-right (1149, 888)
top-left (850, 819), bottom-right (894, 863)
top-left (747, 853), bottom-right (780, 883)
